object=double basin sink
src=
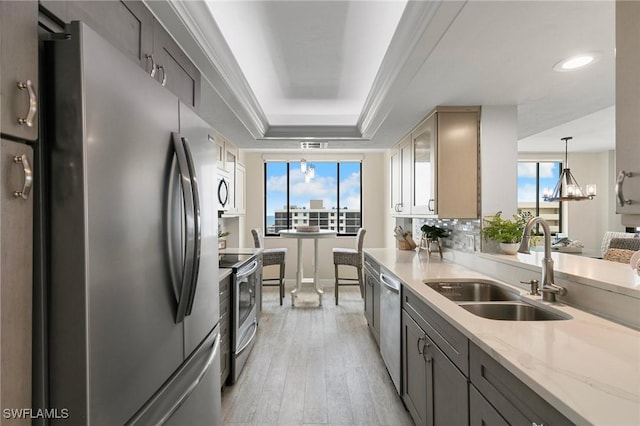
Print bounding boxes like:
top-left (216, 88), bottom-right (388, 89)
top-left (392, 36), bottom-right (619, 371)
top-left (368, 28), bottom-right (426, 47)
top-left (425, 280), bottom-right (570, 321)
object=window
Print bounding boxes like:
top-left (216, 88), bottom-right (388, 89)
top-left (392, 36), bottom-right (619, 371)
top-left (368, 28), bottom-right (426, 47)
top-left (517, 161), bottom-right (562, 233)
top-left (264, 161), bottom-right (362, 236)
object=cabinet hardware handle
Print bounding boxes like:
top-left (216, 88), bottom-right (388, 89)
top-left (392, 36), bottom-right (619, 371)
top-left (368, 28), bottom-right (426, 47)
top-left (16, 80), bottom-right (37, 127)
top-left (145, 54), bottom-right (156, 78)
top-left (417, 335), bottom-right (426, 354)
top-left (12, 154), bottom-right (33, 200)
top-left (615, 171), bottom-right (633, 207)
top-left (156, 65), bottom-right (167, 87)
top-left (428, 198), bottom-right (435, 212)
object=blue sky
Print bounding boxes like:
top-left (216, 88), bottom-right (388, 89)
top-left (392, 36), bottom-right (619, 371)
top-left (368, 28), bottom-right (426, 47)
top-left (517, 162), bottom-right (561, 202)
top-left (265, 161), bottom-right (361, 216)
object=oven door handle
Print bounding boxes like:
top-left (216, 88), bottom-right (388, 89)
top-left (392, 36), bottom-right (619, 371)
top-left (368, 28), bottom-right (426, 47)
top-left (236, 320), bottom-right (258, 356)
top-left (171, 133), bottom-right (196, 324)
top-left (181, 136), bottom-right (201, 317)
top-left (237, 260), bottom-right (260, 281)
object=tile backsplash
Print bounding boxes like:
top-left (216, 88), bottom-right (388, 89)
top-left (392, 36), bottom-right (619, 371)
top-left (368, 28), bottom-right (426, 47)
top-left (411, 218), bottom-right (481, 252)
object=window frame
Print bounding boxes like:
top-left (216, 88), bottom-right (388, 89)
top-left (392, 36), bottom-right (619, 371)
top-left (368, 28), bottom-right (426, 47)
top-left (517, 160), bottom-right (563, 234)
top-left (263, 161), bottom-right (363, 237)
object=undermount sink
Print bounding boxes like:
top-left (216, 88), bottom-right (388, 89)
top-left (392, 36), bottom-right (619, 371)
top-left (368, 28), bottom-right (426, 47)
top-left (425, 279), bottom-right (570, 321)
top-left (458, 302), bottom-right (570, 321)
top-left (425, 280), bottom-right (520, 302)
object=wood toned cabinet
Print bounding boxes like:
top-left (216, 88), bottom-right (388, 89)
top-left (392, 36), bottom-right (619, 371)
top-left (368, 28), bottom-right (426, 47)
top-left (615, 0), bottom-right (640, 224)
top-left (1, 0), bottom-right (39, 141)
top-left (411, 107), bottom-right (479, 219)
top-left (0, 139), bottom-right (33, 422)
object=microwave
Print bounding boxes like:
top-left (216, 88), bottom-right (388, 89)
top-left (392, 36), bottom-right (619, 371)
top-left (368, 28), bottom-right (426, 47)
top-left (217, 174), bottom-right (230, 211)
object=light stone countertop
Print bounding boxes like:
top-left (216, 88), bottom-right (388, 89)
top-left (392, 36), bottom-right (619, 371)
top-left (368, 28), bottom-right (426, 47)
top-left (480, 251), bottom-right (640, 298)
top-left (219, 268), bottom-right (232, 281)
top-left (364, 248), bottom-right (640, 426)
top-left (219, 247), bottom-right (263, 255)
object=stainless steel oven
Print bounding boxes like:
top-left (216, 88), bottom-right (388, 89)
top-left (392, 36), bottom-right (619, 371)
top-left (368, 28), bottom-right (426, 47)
top-left (219, 254), bottom-right (260, 384)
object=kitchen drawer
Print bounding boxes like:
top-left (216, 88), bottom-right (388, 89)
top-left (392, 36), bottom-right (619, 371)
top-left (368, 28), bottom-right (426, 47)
top-left (470, 342), bottom-right (572, 426)
top-left (403, 286), bottom-right (468, 376)
top-left (220, 340), bottom-right (230, 386)
top-left (219, 296), bottom-right (230, 319)
top-left (364, 253), bottom-right (380, 276)
top-left (219, 274), bottom-right (231, 294)
top-left (470, 384), bottom-right (509, 426)
top-left (219, 312), bottom-right (229, 339)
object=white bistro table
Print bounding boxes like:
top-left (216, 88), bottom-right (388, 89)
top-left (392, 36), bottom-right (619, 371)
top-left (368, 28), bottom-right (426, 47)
top-left (279, 229), bottom-right (336, 306)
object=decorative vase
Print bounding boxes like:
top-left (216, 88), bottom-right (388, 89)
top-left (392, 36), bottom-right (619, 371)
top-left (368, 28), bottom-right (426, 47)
top-left (499, 242), bottom-right (519, 255)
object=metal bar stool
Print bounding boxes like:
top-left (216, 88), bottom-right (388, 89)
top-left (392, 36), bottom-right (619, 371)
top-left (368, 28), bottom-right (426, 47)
top-left (251, 228), bottom-right (287, 305)
top-left (333, 228), bottom-right (366, 305)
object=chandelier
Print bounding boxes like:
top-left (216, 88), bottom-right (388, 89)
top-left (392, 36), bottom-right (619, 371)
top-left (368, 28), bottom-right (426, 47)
top-left (542, 137), bottom-right (596, 202)
top-left (300, 159), bottom-right (315, 183)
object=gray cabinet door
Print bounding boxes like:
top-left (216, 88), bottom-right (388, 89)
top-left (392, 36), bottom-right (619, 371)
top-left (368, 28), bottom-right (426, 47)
top-left (0, 139), bottom-right (33, 418)
top-left (67, 1), bottom-right (155, 73)
top-left (1, 1), bottom-right (38, 141)
top-left (403, 308), bottom-right (469, 426)
top-left (426, 334), bottom-right (469, 426)
top-left (153, 20), bottom-right (201, 111)
top-left (402, 310), bottom-right (428, 426)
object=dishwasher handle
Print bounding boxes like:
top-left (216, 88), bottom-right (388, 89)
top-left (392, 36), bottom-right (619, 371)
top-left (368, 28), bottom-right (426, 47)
top-left (379, 273), bottom-right (401, 294)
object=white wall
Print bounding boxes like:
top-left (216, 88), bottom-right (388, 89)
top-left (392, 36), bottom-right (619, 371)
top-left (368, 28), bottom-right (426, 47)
top-left (241, 151), bottom-right (386, 284)
top-left (518, 150), bottom-right (621, 250)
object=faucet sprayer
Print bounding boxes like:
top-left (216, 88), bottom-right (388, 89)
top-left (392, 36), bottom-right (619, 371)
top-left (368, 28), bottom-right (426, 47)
top-left (517, 216), bottom-right (567, 302)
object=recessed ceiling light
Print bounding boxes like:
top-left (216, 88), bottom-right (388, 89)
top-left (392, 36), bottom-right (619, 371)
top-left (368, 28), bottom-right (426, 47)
top-left (553, 53), bottom-right (600, 72)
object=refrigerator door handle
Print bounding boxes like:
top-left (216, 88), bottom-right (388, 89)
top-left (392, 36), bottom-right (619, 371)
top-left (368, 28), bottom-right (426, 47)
top-left (181, 137), bottom-right (202, 316)
top-left (125, 330), bottom-right (220, 426)
top-left (171, 132), bottom-right (196, 324)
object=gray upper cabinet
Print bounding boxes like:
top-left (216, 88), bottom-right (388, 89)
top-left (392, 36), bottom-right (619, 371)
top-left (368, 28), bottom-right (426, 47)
top-left (1, 1), bottom-right (39, 141)
top-left (153, 20), bottom-right (201, 111)
top-left (66, 1), bottom-right (155, 73)
top-left (616, 0), bottom-right (640, 223)
top-left (44, 1), bottom-right (201, 111)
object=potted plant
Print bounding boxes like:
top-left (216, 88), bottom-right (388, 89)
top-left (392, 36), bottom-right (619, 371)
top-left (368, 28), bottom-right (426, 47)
top-left (420, 224), bottom-right (449, 255)
top-left (480, 211), bottom-right (530, 254)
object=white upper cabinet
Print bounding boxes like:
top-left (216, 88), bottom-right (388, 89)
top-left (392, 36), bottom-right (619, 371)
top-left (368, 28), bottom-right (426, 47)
top-left (411, 114), bottom-right (437, 215)
top-left (390, 134), bottom-right (412, 216)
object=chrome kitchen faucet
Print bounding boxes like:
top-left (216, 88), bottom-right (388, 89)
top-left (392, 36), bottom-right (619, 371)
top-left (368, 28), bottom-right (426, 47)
top-left (517, 216), bottom-right (567, 302)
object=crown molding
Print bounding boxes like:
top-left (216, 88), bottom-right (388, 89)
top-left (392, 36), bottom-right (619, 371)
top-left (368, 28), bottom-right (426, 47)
top-left (358, 0), bottom-right (467, 139)
top-left (147, 0), bottom-right (269, 138)
top-left (145, 0), bottom-right (466, 143)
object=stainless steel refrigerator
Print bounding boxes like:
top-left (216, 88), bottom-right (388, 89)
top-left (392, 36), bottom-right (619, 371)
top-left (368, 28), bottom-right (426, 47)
top-left (38, 21), bottom-right (221, 425)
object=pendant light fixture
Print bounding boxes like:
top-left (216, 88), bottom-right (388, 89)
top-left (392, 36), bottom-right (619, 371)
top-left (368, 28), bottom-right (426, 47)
top-left (542, 137), bottom-right (597, 202)
top-left (300, 159), bottom-right (315, 183)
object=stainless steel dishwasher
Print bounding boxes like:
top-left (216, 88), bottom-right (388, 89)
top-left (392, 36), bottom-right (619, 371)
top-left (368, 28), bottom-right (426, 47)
top-left (379, 268), bottom-right (401, 394)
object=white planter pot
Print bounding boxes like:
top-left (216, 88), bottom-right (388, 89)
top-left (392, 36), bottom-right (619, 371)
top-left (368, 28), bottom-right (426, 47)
top-left (499, 242), bottom-right (520, 255)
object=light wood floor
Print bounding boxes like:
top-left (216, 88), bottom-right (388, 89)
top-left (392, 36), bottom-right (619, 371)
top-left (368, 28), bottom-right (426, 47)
top-left (221, 286), bottom-right (413, 426)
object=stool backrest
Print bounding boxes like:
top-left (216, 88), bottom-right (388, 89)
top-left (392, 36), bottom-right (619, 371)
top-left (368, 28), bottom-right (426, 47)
top-left (251, 228), bottom-right (264, 249)
top-left (355, 228), bottom-right (366, 253)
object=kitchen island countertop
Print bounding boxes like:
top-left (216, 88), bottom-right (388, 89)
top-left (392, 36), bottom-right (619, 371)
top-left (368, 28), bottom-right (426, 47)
top-left (364, 248), bottom-right (640, 426)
